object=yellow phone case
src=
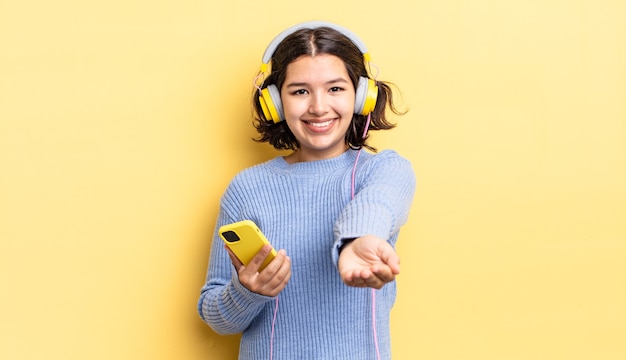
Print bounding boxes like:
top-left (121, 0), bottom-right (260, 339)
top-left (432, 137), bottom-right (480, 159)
top-left (218, 220), bottom-right (276, 271)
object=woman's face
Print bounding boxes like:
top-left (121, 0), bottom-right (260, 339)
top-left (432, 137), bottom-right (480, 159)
top-left (281, 54), bottom-right (355, 162)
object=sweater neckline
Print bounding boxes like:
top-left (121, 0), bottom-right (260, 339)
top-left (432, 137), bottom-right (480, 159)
top-left (269, 149), bottom-right (362, 174)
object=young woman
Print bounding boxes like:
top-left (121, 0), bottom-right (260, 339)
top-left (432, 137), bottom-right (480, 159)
top-left (198, 21), bottom-right (416, 359)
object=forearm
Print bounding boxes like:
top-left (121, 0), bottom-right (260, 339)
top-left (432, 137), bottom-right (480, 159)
top-left (198, 270), bottom-right (273, 335)
top-left (332, 152), bottom-right (416, 265)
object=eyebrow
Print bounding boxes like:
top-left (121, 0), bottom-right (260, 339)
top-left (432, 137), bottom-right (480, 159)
top-left (285, 77), bottom-right (350, 88)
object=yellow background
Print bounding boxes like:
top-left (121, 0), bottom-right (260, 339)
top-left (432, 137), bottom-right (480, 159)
top-left (1, 0), bottom-right (625, 359)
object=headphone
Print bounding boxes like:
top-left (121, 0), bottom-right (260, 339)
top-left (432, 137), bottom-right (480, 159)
top-left (257, 21), bottom-right (379, 124)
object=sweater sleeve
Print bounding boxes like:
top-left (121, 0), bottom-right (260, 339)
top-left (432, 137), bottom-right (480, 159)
top-left (197, 191), bottom-right (275, 335)
top-left (332, 150), bottom-right (416, 265)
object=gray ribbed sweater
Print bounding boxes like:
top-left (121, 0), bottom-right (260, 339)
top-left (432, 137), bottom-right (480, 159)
top-left (198, 149), bottom-right (416, 359)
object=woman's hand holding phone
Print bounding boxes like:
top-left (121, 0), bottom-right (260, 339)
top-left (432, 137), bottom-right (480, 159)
top-left (225, 244), bottom-right (291, 297)
top-left (219, 220), bottom-right (291, 297)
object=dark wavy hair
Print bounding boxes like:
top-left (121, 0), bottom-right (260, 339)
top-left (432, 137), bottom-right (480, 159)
top-left (252, 26), bottom-right (405, 152)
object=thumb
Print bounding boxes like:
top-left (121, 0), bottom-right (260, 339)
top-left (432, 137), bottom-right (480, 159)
top-left (379, 243), bottom-right (401, 274)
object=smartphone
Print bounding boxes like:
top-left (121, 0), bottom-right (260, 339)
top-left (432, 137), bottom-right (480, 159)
top-left (219, 220), bottom-right (277, 271)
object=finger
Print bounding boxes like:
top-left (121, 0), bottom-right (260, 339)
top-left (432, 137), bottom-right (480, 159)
top-left (258, 250), bottom-right (288, 283)
top-left (351, 266), bottom-right (391, 289)
top-left (345, 277), bottom-right (366, 288)
top-left (343, 269), bottom-right (370, 288)
top-left (371, 265), bottom-right (396, 283)
top-left (245, 244), bottom-right (274, 273)
top-left (265, 254), bottom-right (292, 296)
top-left (251, 251), bottom-right (291, 297)
top-left (258, 249), bottom-right (286, 275)
top-left (378, 246), bottom-right (401, 275)
top-left (388, 256), bottom-right (401, 275)
top-left (340, 270), bottom-right (355, 286)
top-left (362, 270), bottom-right (386, 289)
top-left (366, 275), bottom-right (387, 289)
top-left (272, 256), bottom-right (291, 286)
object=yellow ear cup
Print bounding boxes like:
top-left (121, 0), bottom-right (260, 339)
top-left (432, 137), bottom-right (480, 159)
top-left (354, 77), bottom-right (378, 115)
top-left (259, 91), bottom-right (275, 122)
top-left (361, 78), bottom-right (378, 115)
top-left (259, 85), bottom-right (284, 123)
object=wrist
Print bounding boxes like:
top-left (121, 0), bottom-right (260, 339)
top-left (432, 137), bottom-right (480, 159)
top-left (338, 237), bottom-right (357, 255)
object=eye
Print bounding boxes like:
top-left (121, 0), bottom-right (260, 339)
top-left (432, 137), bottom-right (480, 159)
top-left (291, 89), bottom-right (308, 95)
top-left (329, 86), bottom-right (344, 93)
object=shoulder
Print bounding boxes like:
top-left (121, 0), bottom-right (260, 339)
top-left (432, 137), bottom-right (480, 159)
top-left (229, 157), bottom-right (283, 184)
top-left (219, 157), bottom-right (285, 217)
top-left (361, 149), bottom-right (414, 173)
top-left (356, 149), bottom-right (416, 191)
top-left (373, 149), bottom-right (410, 162)
top-left (220, 157), bottom-right (283, 198)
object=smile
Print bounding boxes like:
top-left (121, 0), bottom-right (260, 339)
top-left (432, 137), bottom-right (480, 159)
top-left (307, 119), bottom-right (335, 128)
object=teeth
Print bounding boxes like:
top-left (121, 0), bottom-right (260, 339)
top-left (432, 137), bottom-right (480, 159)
top-left (309, 120), bottom-right (333, 127)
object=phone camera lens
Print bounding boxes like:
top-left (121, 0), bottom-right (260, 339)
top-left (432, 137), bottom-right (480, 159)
top-left (222, 230), bottom-right (240, 242)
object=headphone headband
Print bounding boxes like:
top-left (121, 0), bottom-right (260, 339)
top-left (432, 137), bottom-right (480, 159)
top-left (260, 21), bottom-right (370, 73)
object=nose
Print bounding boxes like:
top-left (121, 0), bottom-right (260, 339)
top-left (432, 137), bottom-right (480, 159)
top-left (308, 92), bottom-right (329, 115)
